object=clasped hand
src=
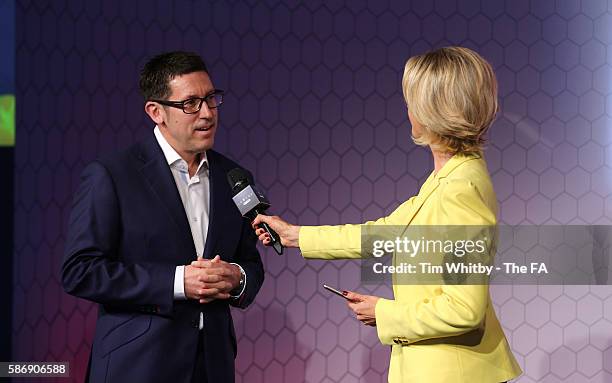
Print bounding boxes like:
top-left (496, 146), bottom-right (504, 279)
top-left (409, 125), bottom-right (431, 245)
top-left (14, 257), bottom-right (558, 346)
top-left (184, 255), bottom-right (241, 303)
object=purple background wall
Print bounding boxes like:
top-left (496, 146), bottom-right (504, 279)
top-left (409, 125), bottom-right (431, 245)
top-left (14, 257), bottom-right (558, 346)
top-left (13, 0), bottom-right (612, 382)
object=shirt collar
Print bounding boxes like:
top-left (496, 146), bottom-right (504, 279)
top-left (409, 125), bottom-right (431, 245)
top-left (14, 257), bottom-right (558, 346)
top-left (153, 126), bottom-right (208, 171)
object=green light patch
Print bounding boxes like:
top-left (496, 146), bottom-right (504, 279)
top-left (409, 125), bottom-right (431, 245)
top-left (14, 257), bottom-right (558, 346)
top-left (0, 94), bottom-right (15, 146)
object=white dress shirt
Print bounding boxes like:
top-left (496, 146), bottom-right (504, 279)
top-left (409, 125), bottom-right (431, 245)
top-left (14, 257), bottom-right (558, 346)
top-left (153, 127), bottom-right (245, 329)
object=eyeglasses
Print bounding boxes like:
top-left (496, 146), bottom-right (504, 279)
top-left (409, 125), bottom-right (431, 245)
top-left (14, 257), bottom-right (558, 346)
top-left (150, 89), bottom-right (224, 114)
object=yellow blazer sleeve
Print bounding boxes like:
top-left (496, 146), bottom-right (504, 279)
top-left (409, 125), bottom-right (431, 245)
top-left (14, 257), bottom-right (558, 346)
top-left (299, 196), bottom-right (419, 259)
top-left (375, 178), bottom-right (496, 345)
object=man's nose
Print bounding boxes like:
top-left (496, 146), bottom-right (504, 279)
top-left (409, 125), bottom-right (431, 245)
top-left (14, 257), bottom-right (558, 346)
top-left (199, 103), bottom-right (214, 119)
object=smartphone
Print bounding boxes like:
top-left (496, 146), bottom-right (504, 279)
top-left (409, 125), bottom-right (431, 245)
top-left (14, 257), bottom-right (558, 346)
top-left (323, 284), bottom-right (349, 300)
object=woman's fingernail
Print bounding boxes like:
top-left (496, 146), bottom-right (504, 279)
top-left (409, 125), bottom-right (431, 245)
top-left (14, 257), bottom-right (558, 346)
top-left (342, 291), bottom-right (348, 296)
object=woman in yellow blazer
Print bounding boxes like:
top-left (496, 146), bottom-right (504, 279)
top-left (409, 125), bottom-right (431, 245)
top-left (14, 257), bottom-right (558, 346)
top-left (253, 47), bottom-right (522, 383)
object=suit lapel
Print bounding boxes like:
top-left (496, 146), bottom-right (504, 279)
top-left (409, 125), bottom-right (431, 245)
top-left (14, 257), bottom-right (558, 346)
top-left (401, 172), bottom-right (440, 226)
top-left (202, 150), bottom-right (230, 260)
top-left (400, 154), bottom-right (480, 226)
top-left (136, 136), bottom-right (196, 256)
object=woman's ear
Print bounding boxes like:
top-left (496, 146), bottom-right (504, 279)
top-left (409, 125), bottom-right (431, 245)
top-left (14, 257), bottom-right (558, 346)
top-left (144, 101), bottom-right (165, 125)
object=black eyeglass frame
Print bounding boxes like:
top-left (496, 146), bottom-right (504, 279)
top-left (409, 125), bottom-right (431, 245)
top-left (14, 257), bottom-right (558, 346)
top-left (150, 89), bottom-right (225, 114)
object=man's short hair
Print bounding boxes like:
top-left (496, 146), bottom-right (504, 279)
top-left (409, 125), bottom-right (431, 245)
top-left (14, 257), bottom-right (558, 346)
top-left (402, 47), bottom-right (498, 155)
top-left (139, 51), bottom-right (208, 101)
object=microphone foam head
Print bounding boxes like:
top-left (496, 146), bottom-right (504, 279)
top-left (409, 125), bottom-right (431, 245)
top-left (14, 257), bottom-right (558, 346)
top-left (227, 168), bottom-right (253, 194)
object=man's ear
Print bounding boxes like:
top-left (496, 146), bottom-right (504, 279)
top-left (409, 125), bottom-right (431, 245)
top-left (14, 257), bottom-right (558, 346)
top-left (145, 101), bottom-right (165, 125)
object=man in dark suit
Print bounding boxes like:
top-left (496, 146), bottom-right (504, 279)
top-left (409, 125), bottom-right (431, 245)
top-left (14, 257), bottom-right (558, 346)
top-left (62, 51), bottom-right (264, 383)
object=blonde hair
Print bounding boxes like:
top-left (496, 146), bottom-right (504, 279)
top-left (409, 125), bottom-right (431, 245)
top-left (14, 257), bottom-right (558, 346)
top-left (402, 47), bottom-right (498, 155)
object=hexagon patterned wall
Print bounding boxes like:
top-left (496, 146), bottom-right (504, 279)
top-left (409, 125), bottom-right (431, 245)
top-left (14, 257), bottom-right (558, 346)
top-left (14, 1), bottom-right (612, 382)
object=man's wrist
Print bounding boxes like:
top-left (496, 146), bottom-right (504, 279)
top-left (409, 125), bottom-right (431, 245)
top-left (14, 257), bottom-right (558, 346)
top-left (229, 263), bottom-right (246, 298)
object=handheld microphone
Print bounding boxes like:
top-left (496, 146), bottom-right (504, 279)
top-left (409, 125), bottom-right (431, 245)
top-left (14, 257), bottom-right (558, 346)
top-left (227, 168), bottom-right (283, 255)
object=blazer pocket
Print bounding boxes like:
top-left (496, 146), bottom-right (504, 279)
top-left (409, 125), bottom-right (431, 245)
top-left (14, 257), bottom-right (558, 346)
top-left (99, 315), bottom-right (152, 357)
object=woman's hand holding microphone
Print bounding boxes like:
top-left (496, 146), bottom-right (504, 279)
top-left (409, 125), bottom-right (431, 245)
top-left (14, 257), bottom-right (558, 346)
top-left (252, 214), bottom-right (300, 248)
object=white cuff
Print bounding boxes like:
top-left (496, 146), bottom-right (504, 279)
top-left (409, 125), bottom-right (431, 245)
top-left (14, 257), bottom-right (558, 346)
top-left (174, 265), bottom-right (187, 300)
top-left (229, 263), bottom-right (246, 299)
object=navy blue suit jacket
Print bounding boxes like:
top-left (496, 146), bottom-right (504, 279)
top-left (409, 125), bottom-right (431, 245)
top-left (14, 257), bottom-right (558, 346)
top-left (62, 135), bottom-right (264, 383)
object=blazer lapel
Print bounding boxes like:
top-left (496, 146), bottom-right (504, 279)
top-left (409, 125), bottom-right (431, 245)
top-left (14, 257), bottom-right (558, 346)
top-left (399, 154), bottom-right (480, 226)
top-left (202, 150), bottom-right (231, 260)
top-left (136, 136), bottom-right (196, 255)
top-left (401, 172), bottom-right (440, 226)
